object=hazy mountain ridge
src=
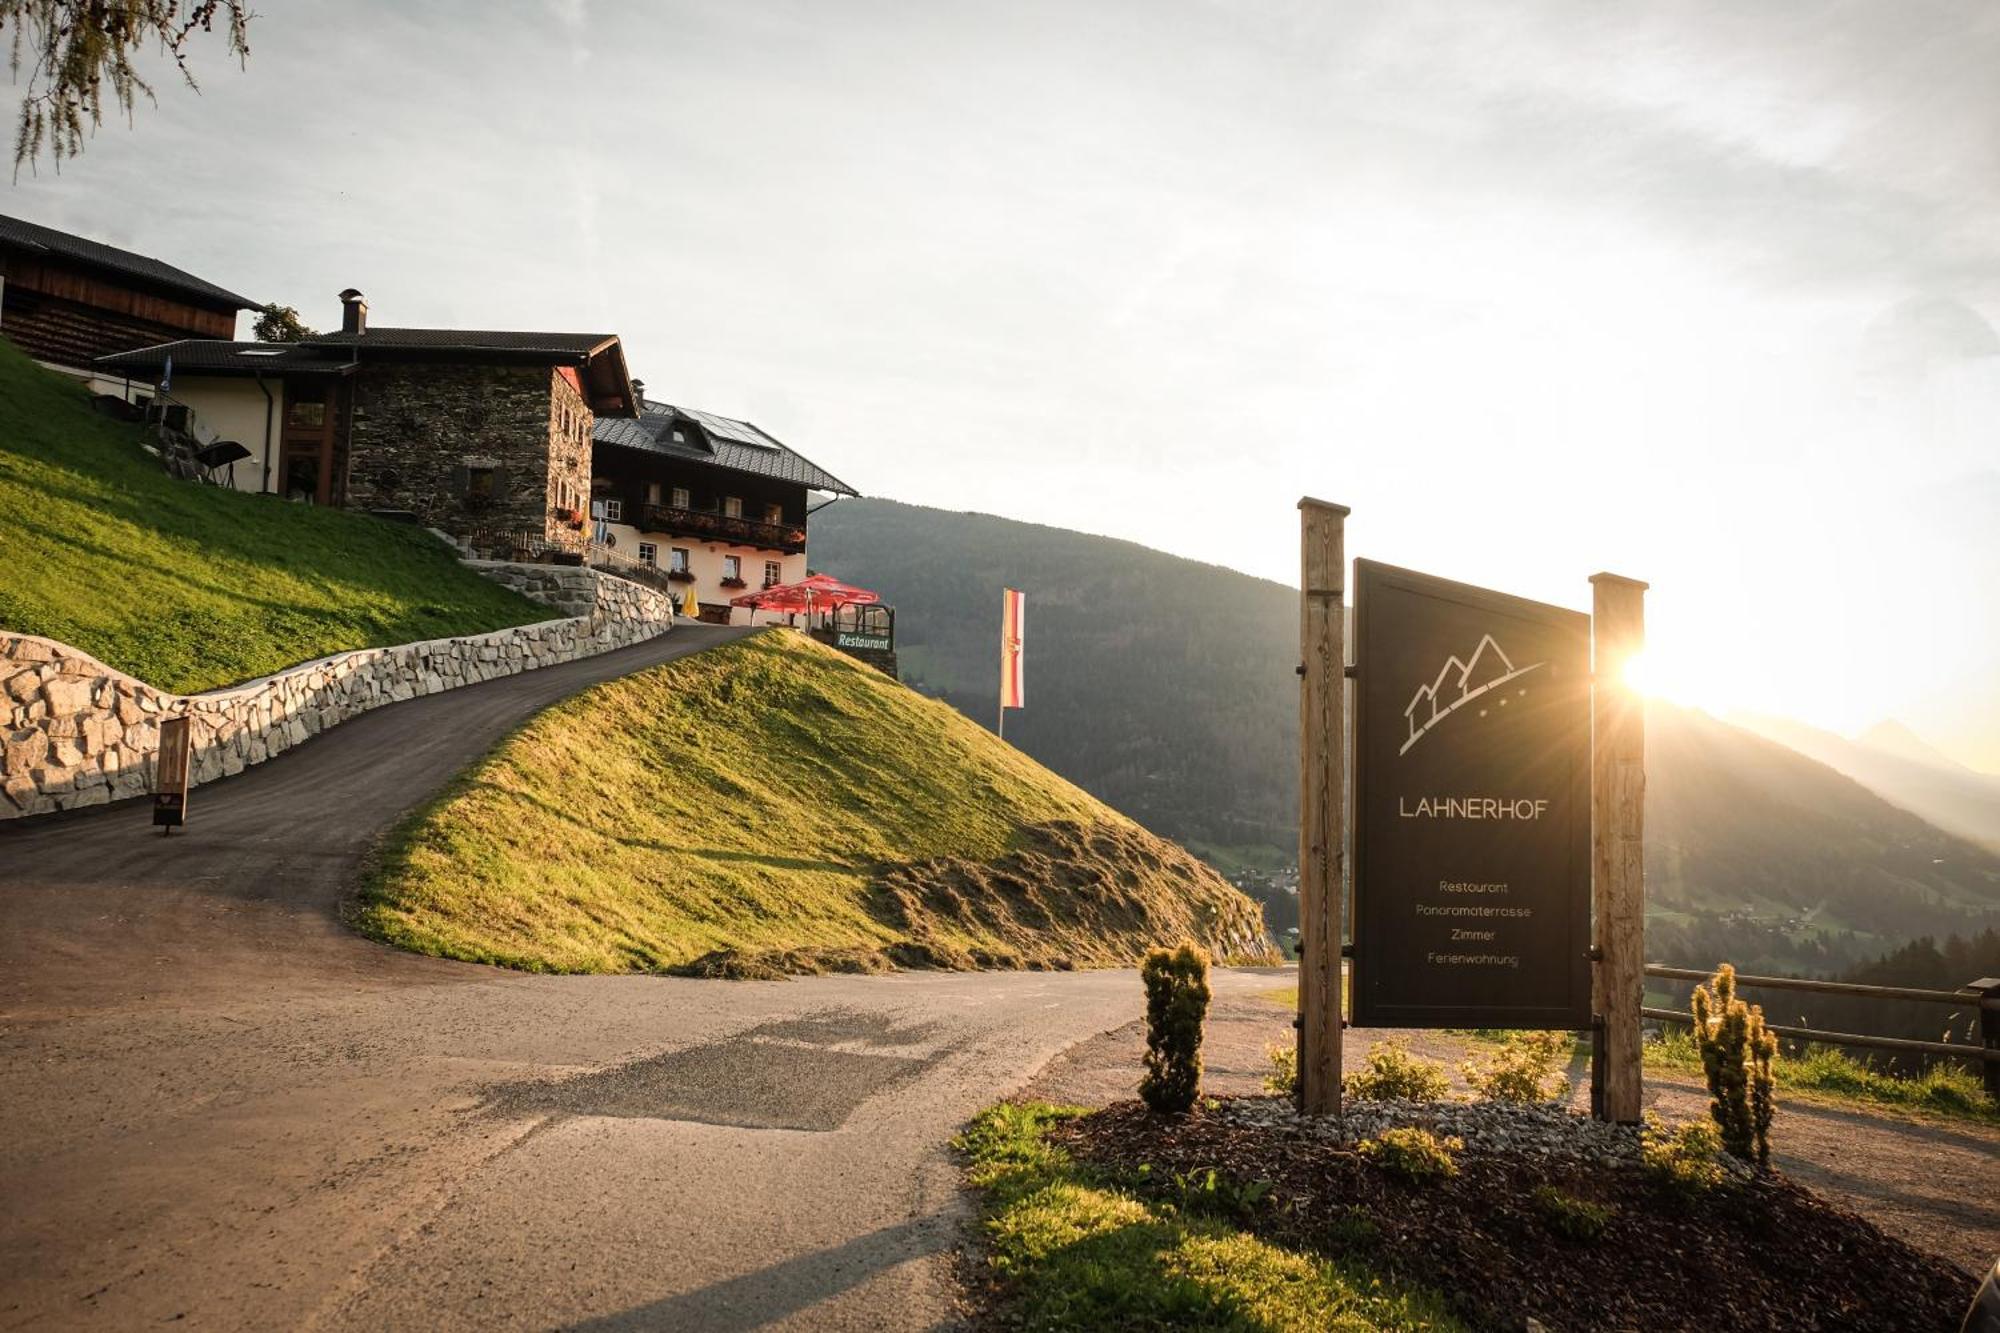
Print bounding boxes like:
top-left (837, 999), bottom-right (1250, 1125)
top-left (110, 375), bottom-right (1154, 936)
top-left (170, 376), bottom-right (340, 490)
top-left (814, 498), bottom-right (2000, 970)
top-left (1732, 712), bottom-right (2000, 854)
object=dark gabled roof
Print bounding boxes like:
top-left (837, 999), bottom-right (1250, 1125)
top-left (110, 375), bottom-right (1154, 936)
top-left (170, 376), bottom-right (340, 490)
top-left (595, 399), bottom-right (859, 496)
top-left (96, 339), bottom-right (356, 376)
top-left (308, 328), bottom-right (616, 357)
top-left (0, 213), bottom-right (254, 309)
top-left (302, 327), bottom-right (637, 414)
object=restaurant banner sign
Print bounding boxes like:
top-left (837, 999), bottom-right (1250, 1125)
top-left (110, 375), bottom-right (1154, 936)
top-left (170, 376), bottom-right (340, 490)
top-left (153, 713), bottom-right (192, 831)
top-left (1351, 560), bottom-right (1592, 1029)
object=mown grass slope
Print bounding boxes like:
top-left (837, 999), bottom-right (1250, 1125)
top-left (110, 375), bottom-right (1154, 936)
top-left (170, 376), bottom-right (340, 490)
top-left (355, 631), bottom-right (1272, 975)
top-left (0, 339), bottom-right (543, 691)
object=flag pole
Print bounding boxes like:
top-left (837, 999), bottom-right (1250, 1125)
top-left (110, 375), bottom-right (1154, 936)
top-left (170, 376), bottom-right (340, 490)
top-left (997, 587), bottom-right (1023, 741)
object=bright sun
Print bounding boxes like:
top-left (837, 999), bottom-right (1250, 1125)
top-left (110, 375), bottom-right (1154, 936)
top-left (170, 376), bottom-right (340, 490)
top-left (1622, 651), bottom-right (1663, 697)
top-left (1620, 650), bottom-right (1732, 714)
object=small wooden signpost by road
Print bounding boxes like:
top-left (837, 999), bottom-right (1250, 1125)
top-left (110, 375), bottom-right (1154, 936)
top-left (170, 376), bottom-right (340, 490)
top-left (153, 714), bottom-right (192, 834)
top-left (1294, 498), bottom-right (1647, 1122)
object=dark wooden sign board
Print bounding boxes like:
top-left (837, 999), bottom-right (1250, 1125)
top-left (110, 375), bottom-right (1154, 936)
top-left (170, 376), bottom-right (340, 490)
top-left (153, 714), bottom-right (191, 831)
top-left (1351, 560), bottom-right (1592, 1029)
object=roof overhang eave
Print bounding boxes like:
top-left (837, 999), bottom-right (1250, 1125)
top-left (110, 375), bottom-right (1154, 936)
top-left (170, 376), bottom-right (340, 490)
top-left (581, 336), bottom-right (639, 418)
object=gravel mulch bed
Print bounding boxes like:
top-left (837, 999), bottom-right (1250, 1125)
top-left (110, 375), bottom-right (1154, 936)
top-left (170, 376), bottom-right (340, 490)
top-left (1055, 1096), bottom-right (1979, 1333)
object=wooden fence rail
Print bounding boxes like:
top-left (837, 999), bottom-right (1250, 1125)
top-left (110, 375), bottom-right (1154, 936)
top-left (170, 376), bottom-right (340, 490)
top-left (1642, 963), bottom-right (2000, 1099)
top-left (1643, 964), bottom-right (1987, 1009)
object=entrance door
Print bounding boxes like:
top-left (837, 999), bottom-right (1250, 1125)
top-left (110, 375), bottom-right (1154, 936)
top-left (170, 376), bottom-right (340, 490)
top-left (280, 384), bottom-right (335, 504)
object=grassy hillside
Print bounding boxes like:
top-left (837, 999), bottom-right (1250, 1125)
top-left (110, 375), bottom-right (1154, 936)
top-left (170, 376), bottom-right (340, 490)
top-left (813, 498), bottom-right (2000, 972)
top-left (0, 340), bottom-right (542, 691)
top-left (355, 631), bottom-right (1272, 975)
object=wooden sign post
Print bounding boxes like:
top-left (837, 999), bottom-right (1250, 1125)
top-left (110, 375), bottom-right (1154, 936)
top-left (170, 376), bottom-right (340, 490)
top-left (1296, 499), bottom-right (1348, 1116)
top-left (153, 713), bottom-right (192, 833)
top-left (1294, 503), bottom-right (1648, 1122)
top-left (1590, 574), bottom-right (1648, 1123)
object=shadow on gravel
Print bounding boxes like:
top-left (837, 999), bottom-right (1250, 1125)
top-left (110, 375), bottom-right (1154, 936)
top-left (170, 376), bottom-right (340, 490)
top-left (482, 1009), bottom-right (945, 1132)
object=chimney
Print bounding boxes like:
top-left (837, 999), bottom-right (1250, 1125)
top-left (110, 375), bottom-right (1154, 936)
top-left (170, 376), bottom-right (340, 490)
top-left (630, 377), bottom-right (645, 406)
top-left (338, 288), bottom-right (367, 335)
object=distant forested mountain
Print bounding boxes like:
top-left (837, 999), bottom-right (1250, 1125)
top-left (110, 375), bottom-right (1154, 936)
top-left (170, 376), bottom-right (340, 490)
top-left (813, 498), bottom-right (1297, 856)
top-left (1644, 704), bottom-right (2000, 973)
top-left (812, 498), bottom-right (2000, 972)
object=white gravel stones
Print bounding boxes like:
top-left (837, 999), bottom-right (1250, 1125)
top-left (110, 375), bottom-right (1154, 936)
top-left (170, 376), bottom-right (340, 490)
top-left (1221, 1095), bottom-right (1743, 1173)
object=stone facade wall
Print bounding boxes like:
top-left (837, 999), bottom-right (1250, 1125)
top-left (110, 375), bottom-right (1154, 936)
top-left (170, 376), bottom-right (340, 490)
top-left (546, 367), bottom-right (593, 546)
top-left (342, 363), bottom-right (578, 543)
top-left (0, 566), bottom-right (673, 820)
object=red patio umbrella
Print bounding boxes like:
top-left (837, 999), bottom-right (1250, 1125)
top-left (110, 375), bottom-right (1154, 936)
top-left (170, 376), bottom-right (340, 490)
top-left (729, 572), bottom-right (880, 621)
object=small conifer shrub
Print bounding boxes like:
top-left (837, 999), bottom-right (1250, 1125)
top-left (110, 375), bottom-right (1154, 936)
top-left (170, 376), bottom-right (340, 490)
top-left (1357, 1126), bottom-right (1462, 1182)
top-left (1691, 963), bottom-right (1778, 1166)
top-left (1344, 1039), bottom-right (1452, 1102)
top-left (1461, 1030), bottom-right (1572, 1103)
top-left (1138, 943), bottom-right (1211, 1114)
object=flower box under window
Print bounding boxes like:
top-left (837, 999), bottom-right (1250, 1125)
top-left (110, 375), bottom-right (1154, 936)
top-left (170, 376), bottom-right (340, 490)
top-left (719, 576), bottom-right (748, 589)
top-left (667, 568), bottom-right (696, 583)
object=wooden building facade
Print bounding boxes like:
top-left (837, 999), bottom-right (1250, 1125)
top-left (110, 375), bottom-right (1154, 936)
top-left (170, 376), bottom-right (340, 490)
top-left (0, 214), bottom-right (252, 387)
top-left (592, 402), bottom-right (859, 623)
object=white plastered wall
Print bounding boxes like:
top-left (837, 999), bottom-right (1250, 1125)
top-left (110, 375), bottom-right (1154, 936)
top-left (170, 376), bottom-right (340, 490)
top-left (89, 371), bottom-right (289, 492)
top-left (600, 520), bottom-right (807, 624)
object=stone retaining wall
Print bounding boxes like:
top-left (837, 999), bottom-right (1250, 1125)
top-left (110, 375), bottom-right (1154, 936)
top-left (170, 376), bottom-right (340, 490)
top-left (1, 565), bottom-right (675, 820)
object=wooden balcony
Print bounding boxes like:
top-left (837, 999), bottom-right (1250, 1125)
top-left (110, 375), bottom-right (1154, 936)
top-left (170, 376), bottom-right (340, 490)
top-left (637, 503), bottom-right (806, 553)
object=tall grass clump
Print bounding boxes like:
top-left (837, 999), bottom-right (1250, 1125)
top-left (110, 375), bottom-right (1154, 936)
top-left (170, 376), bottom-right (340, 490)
top-left (1648, 1028), bottom-right (1997, 1125)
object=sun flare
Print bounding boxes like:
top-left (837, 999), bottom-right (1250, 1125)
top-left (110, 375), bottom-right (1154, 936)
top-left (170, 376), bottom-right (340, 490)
top-left (1620, 649), bottom-right (1731, 714)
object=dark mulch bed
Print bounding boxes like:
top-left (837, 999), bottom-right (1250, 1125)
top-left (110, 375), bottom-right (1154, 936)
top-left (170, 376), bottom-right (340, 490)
top-left (1055, 1098), bottom-right (1978, 1333)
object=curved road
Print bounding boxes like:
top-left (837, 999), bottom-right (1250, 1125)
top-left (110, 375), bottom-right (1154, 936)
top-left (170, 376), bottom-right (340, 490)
top-left (0, 624), bottom-right (1255, 1330)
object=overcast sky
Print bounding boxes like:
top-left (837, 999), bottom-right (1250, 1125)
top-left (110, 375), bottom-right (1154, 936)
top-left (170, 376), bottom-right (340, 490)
top-left (8, 0), bottom-right (1997, 768)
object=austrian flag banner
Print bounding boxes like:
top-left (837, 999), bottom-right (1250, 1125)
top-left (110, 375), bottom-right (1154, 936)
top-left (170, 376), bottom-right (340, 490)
top-left (1000, 588), bottom-right (1026, 710)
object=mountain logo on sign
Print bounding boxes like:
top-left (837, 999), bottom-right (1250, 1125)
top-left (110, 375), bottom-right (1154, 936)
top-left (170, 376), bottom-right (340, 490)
top-left (1401, 634), bottom-right (1544, 756)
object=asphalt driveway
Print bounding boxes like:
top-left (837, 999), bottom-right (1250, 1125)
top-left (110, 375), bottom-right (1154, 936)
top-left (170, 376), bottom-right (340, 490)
top-left (0, 622), bottom-right (1254, 1330)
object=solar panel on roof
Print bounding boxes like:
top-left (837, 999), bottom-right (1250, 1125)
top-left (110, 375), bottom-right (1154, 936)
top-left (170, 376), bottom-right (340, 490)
top-left (676, 405), bottom-right (779, 450)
